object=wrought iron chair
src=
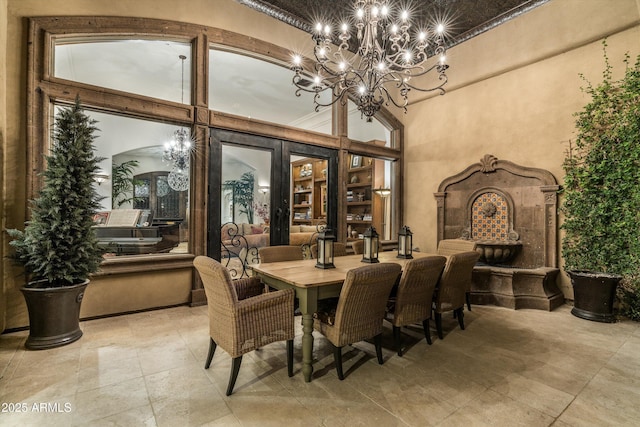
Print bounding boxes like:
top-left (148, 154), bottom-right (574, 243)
top-left (384, 256), bottom-right (447, 356)
top-left (313, 263), bottom-right (402, 380)
top-left (193, 256), bottom-right (295, 395)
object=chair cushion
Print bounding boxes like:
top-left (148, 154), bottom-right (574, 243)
top-left (313, 297), bottom-right (339, 326)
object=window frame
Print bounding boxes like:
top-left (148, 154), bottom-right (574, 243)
top-left (26, 16), bottom-right (405, 276)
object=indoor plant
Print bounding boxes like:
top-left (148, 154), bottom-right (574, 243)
top-left (561, 42), bottom-right (640, 322)
top-left (111, 159), bottom-right (142, 208)
top-left (8, 98), bottom-right (105, 349)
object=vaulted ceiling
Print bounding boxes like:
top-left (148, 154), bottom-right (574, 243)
top-left (236, 0), bottom-right (548, 48)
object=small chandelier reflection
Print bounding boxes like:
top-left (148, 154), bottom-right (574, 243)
top-left (162, 54), bottom-right (194, 191)
top-left (291, 0), bottom-right (449, 121)
top-left (163, 128), bottom-right (193, 173)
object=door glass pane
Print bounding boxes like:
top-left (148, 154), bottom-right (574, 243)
top-left (54, 39), bottom-right (192, 104)
top-left (220, 145), bottom-right (271, 237)
top-left (209, 49), bottom-right (331, 133)
top-left (290, 155), bottom-right (327, 227)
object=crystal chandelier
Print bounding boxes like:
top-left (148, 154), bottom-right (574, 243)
top-left (163, 128), bottom-right (193, 172)
top-left (162, 54), bottom-right (194, 191)
top-left (292, 0), bottom-right (449, 121)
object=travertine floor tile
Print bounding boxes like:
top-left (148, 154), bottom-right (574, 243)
top-left (1, 304), bottom-right (638, 426)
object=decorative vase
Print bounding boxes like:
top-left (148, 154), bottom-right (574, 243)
top-left (20, 279), bottom-right (89, 350)
top-left (568, 270), bottom-right (621, 323)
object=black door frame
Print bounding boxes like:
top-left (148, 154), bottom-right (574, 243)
top-left (208, 128), bottom-right (338, 260)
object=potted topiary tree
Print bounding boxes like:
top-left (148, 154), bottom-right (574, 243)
top-left (561, 42), bottom-right (640, 323)
top-left (7, 98), bottom-right (105, 349)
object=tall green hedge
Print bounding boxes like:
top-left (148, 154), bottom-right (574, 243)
top-left (561, 42), bottom-right (640, 320)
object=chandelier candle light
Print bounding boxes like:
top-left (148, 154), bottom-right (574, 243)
top-left (292, 0), bottom-right (448, 121)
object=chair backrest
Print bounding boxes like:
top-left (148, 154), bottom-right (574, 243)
top-left (330, 263), bottom-right (402, 347)
top-left (437, 239), bottom-right (478, 256)
top-left (393, 255), bottom-right (447, 326)
top-left (434, 251), bottom-right (480, 313)
top-left (351, 239), bottom-right (364, 255)
top-left (310, 242), bottom-right (348, 259)
top-left (193, 256), bottom-right (239, 348)
top-left (351, 239), bottom-right (380, 255)
top-left (258, 245), bottom-right (304, 263)
top-left (194, 255), bottom-right (238, 305)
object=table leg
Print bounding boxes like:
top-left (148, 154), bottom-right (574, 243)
top-left (297, 287), bottom-right (318, 382)
top-left (300, 313), bottom-right (314, 382)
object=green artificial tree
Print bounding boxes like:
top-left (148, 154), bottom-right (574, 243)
top-left (9, 98), bottom-right (105, 287)
top-left (561, 42), bottom-right (640, 321)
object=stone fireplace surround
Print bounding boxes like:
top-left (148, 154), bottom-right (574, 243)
top-left (434, 154), bottom-right (564, 310)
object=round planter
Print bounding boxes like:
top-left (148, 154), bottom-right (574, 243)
top-left (568, 270), bottom-right (621, 323)
top-left (20, 279), bottom-right (89, 350)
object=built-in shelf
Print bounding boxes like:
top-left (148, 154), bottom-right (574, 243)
top-left (345, 156), bottom-right (384, 239)
top-left (291, 158), bottom-right (328, 225)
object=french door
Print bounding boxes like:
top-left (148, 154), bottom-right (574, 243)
top-left (208, 128), bottom-right (338, 262)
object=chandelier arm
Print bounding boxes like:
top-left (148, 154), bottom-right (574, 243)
top-left (402, 75), bottom-right (448, 93)
top-left (374, 83), bottom-right (408, 110)
top-left (291, 0), bottom-right (449, 118)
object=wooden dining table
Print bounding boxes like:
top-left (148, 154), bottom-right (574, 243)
top-left (251, 251), bottom-right (438, 382)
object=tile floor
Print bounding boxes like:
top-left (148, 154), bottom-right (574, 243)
top-left (1, 303), bottom-right (639, 426)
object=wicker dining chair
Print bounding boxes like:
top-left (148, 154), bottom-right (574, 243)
top-left (351, 239), bottom-right (381, 255)
top-left (351, 239), bottom-right (364, 255)
top-left (437, 239), bottom-right (478, 311)
top-left (384, 255), bottom-right (447, 356)
top-left (314, 263), bottom-right (402, 380)
top-left (258, 245), bottom-right (304, 263)
top-left (310, 242), bottom-right (348, 259)
top-left (433, 251), bottom-right (480, 339)
top-left (193, 256), bottom-right (295, 396)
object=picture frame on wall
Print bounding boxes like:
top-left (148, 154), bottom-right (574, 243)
top-left (351, 155), bottom-right (362, 168)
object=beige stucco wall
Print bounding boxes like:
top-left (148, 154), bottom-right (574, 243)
top-left (1, 0), bottom-right (7, 332)
top-left (403, 0), bottom-right (640, 298)
top-left (0, 0), bottom-right (313, 331)
top-left (3, 0), bottom-right (640, 330)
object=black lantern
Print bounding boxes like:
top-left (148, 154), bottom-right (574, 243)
top-left (397, 225), bottom-right (413, 259)
top-left (361, 226), bottom-right (380, 263)
top-left (315, 228), bottom-right (336, 269)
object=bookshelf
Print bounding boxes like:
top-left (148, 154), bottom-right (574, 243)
top-left (291, 158), bottom-right (327, 224)
top-left (346, 156), bottom-right (383, 239)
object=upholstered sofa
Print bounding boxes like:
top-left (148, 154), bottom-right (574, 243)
top-left (221, 223), bottom-right (319, 258)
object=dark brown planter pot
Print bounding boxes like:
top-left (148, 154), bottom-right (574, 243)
top-left (20, 279), bottom-right (89, 350)
top-left (568, 270), bottom-right (621, 323)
